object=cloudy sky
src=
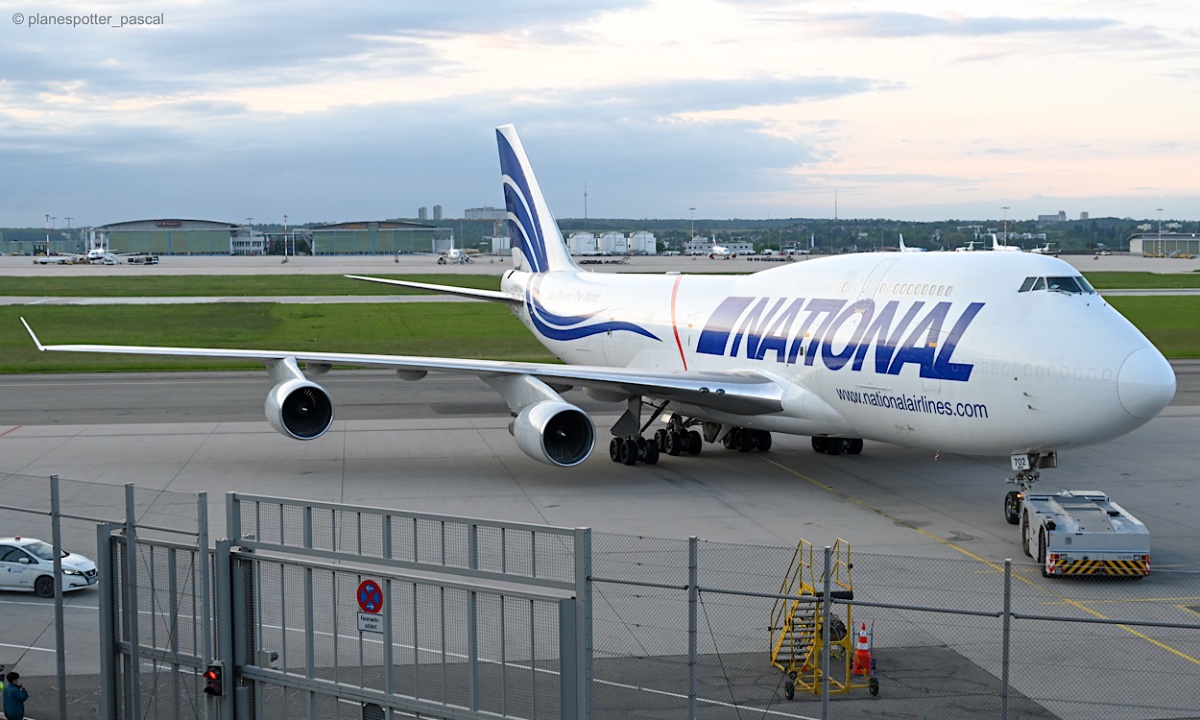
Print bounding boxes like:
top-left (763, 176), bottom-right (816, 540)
top-left (1, 1), bottom-right (1197, 227)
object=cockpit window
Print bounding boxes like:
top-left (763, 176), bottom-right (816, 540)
top-left (1018, 275), bottom-right (1095, 294)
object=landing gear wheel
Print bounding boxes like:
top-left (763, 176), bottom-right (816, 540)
top-left (869, 677), bottom-right (880, 696)
top-left (755, 431), bottom-right (772, 452)
top-left (1004, 491), bottom-right (1021, 525)
top-left (826, 439), bottom-right (844, 456)
top-left (665, 431), bottom-right (683, 456)
top-left (783, 680), bottom-right (795, 701)
top-left (686, 430), bottom-right (703, 455)
top-left (35, 575), bottom-right (54, 598)
top-left (812, 436), bottom-right (825, 453)
top-left (609, 437), bottom-right (621, 462)
top-left (735, 428), bottom-right (754, 452)
top-left (846, 438), bottom-right (863, 455)
top-left (722, 432), bottom-right (735, 450)
top-left (620, 438), bottom-right (638, 466)
top-left (643, 441), bottom-right (659, 465)
top-left (654, 429), bottom-right (668, 452)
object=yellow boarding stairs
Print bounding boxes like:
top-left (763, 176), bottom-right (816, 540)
top-left (769, 538), bottom-right (878, 698)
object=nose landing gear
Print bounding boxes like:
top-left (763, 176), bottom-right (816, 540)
top-left (1004, 451), bottom-right (1057, 524)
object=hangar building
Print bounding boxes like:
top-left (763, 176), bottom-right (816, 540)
top-left (91, 219), bottom-right (242, 255)
top-left (309, 221), bottom-right (447, 255)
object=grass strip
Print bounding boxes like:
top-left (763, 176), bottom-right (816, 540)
top-left (2, 303), bottom-right (555, 373)
top-left (0, 274), bottom-right (503, 297)
top-left (2, 296), bottom-right (1196, 374)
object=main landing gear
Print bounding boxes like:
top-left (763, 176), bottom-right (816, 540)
top-left (1003, 451), bottom-right (1057, 525)
top-left (811, 437), bottom-right (864, 455)
top-left (607, 409), bottom-right (703, 466)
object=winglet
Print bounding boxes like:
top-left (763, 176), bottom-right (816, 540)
top-left (20, 317), bottom-right (46, 352)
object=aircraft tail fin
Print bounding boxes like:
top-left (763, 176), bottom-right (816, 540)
top-left (898, 233), bottom-right (906, 251)
top-left (497, 125), bottom-right (578, 273)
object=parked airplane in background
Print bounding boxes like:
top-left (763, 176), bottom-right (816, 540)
top-left (954, 240), bottom-right (980, 252)
top-left (21, 125), bottom-right (1175, 520)
top-left (1030, 242), bottom-right (1059, 256)
top-left (437, 237), bottom-right (472, 265)
top-left (990, 234), bottom-right (1022, 252)
top-left (708, 245), bottom-right (736, 259)
top-left (898, 234), bottom-right (925, 252)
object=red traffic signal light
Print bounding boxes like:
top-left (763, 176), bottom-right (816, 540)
top-left (203, 661), bottom-right (224, 697)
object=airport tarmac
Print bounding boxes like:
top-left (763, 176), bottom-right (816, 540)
top-left (4, 249), bottom-right (1200, 278)
top-left (1, 252), bottom-right (1198, 718)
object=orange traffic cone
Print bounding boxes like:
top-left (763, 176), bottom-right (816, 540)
top-left (852, 623), bottom-right (872, 676)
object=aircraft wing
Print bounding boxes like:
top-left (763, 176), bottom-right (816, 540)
top-left (344, 274), bottom-right (521, 305)
top-left (20, 318), bottom-right (783, 415)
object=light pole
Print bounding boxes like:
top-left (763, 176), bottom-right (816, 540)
top-left (1157, 208), bottom-right (1163, 256)
top-left (689, 207), bottom-right (696, 253)
top-left (1001, 206), bottom-right (1010, 246)
top-left (283, 214), bottom-right (289, 259)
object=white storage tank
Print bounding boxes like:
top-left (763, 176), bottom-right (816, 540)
top-left (629, 231), bottom-right (657, 255)
top-left (599, 231), bottom-right (627, 255)
top-left (567, 232), bottom-right (598, 255)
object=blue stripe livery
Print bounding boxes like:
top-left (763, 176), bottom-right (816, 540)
top-left (498, 130), bottom-right (550, 273)
top-left (697, 296), bottom-right (983, 381)
top-left (526, 285), bottom-right (661, 342)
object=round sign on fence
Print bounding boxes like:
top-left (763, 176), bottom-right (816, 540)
top-left (357, 579), bottom-right (383, 614)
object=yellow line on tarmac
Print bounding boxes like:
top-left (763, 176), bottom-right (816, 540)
top-left (760, 456), bottom-right (1200, 669)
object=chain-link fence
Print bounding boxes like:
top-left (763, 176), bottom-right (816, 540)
top-left (591, 534), bottom-right (1200, 720)
top-left (3, 474), bottom-right (1198, 720)
top-left (0, 471), bottom-right (204, 720)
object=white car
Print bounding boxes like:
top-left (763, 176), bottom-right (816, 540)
top-left (0, 537), bottom-right (99, 597)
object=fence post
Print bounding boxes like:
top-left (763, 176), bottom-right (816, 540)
top-left (50, 474), bottom-right (68, 720)
top-left (559, 597), bottom-right (578, 720)
top-left (822, 546), bottom-right (832, 720)
top-left (214, 539), bottom-right (237, 719)
top-left (198, 493), bottom-right (214, 720)
top-left (573, 527), bottom-right (593, 720)
top-left (96, 522), bottom-right (121, 720)
top-left (1002, 559), bottom-right (1012, 720)
top-left (688, 536), bottom-right (698, 720)
top-left (124, 483), bottom-right (143, 720)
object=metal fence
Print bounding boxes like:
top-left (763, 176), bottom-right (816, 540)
top-left (2, 473), bottom-right (1199, 720)
top-left (589, 534), bottom-right (1200, 720)
top-left (0, 472), bottom-right (205, 720)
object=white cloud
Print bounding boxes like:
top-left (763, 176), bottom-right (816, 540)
top-left (1, 0), bottom-right (1197, 225)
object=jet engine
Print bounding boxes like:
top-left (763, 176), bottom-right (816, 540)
top-left (265, 378), bottom-right (334, 440)
top-left (511, 400), bottom-right (595, 467)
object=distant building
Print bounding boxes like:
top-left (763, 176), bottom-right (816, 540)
top-left (1036, 211), bottom-right (1068, 225)
top-left (567, 231), bottom-right (598, 255)
top-left (1129, 231), bottom-right (1199, 257)
top-left (90, 219), bottom-right (242, 255)
top-left (599, 232), bottom-right (627, 255)
top-left (309, 220), bottom-right (445, 255)
top-left (418, 207), bottom-right (428, 221)
top-left (1079, 212), bottom-right (1089, 221)
top-left (628, 231), bottom-right (657, 255)
top-left (465, 206), bottom-right (507, 221)
top-left (433, 205), bottom-right (443, 221)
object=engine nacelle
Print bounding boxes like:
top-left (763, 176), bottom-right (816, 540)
top-left (511, 400), bottom-right (595, 467)
top-left (265, 379), bottom-right (334, 440)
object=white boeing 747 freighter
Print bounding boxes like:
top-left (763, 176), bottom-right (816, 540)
top-left (22, 125), bottom-right (1175, 518)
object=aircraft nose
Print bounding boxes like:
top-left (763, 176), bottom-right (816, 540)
top-left (1117, 347), bottom-right (1176, 419)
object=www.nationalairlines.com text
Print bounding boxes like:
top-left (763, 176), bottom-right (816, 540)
top-left (835, 387), bottom-right (989, 419)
